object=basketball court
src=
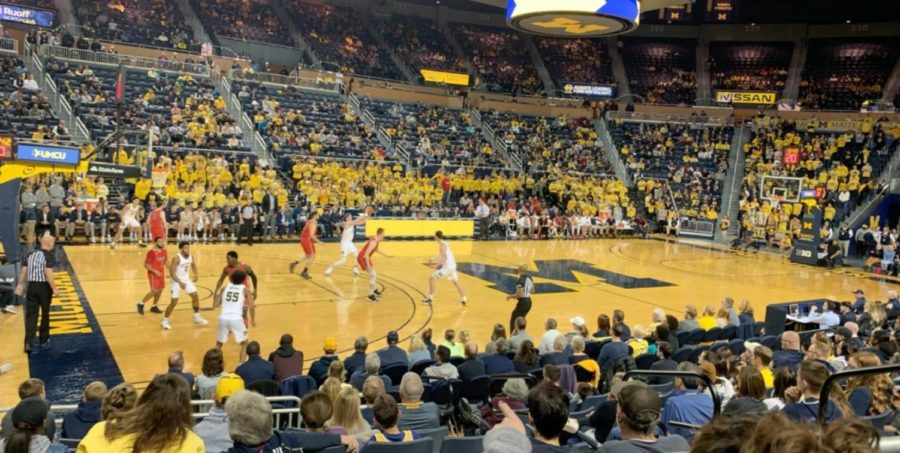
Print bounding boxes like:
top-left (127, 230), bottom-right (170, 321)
top-left (2, 236), bottom-right (899, 406)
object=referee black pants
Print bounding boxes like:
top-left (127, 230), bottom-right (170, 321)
top-left (239, 221), bottom-right (254, 245)
top-left (510, 297), bottom-right (532, 333)
top-left (25, 282), bottom-right (52, 346)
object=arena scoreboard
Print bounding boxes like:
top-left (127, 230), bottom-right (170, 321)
top-left (0, 136), bottom-right (12, 161)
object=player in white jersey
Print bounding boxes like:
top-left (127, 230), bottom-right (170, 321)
top-left (213, 269), bottom-right (254, 362)
top-left (324, 213), bottom-right (368, 277)
top-left (111, 198), bottom-right (146, 249)
top-left (161, 242), bottom-right (208, 330)
top-left (423, 230), bottom-right (468, 306)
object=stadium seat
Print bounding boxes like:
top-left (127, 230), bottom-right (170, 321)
top-left (650, 381), bottom-right (675, 395)
top-left (686, 329), bottom-right (706, 345)
top-left (449, 357), bottom-right (465, 367)
top-left (585, 340), bottom-right (608, 359)
top-left (382, 364), bottom-right (411, 386)
top-left (672, 347), bottom-right (694, 363)
top-left (635, 353), bottom-right (659, 370)
top-left (417, 426), bottom-right (449, 453)
top-left (280, 376), bottom-right (317, 398)
top-left (862, 409), bottom-right (895, 431)
top-left (440, 436), bottom-right (484, 453)
top-left (529, 368), bottom-right (544, 382)
top-left (760, 336), bottom-right (778, 350)
top-left (411, 360), bottom-right (435, 375)
top-left (719, 325), bottom-right (738, 341)
top-left (462, 376), bottom-right (490, 406)
top-left (487, 373), bottom-right (537, 398)
top-left (689, 345), bottom-right (710, 364)
top-left (365, 438), bottom-right (433, 453)
top-left (704, 327), bottom-right (723, 343)
top-left (676, 330), bottom-right (691, 347)
top-left (729, 339), bottom-right (745, 355)
top-left (247, 380), bottom-right (281, 397)
top-left (753, 322), bottom-right (765, 336)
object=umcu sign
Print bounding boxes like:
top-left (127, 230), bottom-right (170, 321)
top-left (15, 143), bottom-right (81, 166)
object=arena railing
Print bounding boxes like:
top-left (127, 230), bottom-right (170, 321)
top-left (230, 69), bottom-right (339, 94)
top-left (678, 218), bottom-right (716, 239)
top-left (0, 37), bottom-right (17, 54)
top-left (39, 45), bottom-right (212, 77)
top-left (605, 111), bottom-right (735, 127)
top-left (191, 396), bottom-right (302, 429)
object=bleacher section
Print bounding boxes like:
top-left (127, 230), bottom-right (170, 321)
top-left (379, 14), bottom-right (465, 75)
top-left (285, 1), bottom-right (404, 80)
top-left (800, 39), bottom-right (899, 110)
top-left (191, 0), bottom-right (291, 45)
top-left (0, 56), bottom-right (63, 141)
top-left (483, 111), bottom-right (609, 175)
top-left (72, 0), bottom-right (198, 51)
top-left (536, 37), bottom-right (615, 86)
top-left (621, 38), bottom-right (697, 105)
top-left (450, 23), bottom-right (542, 95)
top-left (236, 82), bottom-right (385, 160)
top-left (45, 59), bottom-right (247, 152)
top-left (609, 120), bottom-right (733, 219)
top-left (361, 98), bottom-right (494, 167)
top-left (710, 41), bottom-right (793, 93)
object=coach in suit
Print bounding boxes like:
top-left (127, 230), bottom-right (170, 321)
top-left (260, 191), bottom-right (278, 241)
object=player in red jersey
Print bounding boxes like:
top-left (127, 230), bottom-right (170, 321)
top-left (213, 250), bottom-right (258, 328)
top-left (357, 228), bottom-right (392, 302)
top-left (137, 236), bottom-right (167, 314)
top-left (148, 199), bottom-right (168, 244)
top-left (289, 212), bottom-right (319, 279)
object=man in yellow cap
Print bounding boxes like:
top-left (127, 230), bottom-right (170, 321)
top-left (309, 337), bottom-right (339, 386)
top-left (194, 373), bottom-right (244, 452)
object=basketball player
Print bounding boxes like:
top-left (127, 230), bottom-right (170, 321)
top-left (137, 236), bottom-right (168, 315)
top-left (423, 231), bottom-right (468, 306)
top-left (289, 212), bottom-right (319, 279)
top-left (213, 250), bottom-right (258, 328)
top-left (357, 228), bottom-right (393, 302)
top-left (148, 199), bottom-right (168, 245)
top-left (213, 269), bottom-right (254, 363)
top-left (111, 198), bottom-right (146, 249)
top-left (161, 242), bottom-right (208, 330)
top-left (324, 213), bottom-right (368, 277)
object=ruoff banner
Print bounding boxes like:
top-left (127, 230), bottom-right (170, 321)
top-left (715, 91), bottom-right (776, 105)
top-left (86, 162), bottom-right (142, 178)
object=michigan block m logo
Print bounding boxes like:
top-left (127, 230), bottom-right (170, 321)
top-left (455, 260), bottom-right (674, 294)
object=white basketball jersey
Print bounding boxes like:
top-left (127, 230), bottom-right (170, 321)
top-left (220, 283), bottom-right (245, 319)
top-left (441, 240), bottom-right (456, 269)
top-left (341, 222), bottom-right (355, 243)
top-left (174, 253), bottom-right (192, 280)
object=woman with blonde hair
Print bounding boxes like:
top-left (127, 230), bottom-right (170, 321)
top-left (738, 300), bottom-right (755, 325)
top-left (319, 377), bottom-right (343, 406)
top-left (78, 374), bottom-right (204, 452)
top-left (858, 301), bottom-right (887, 337)
top-left (327, 360), bottom-right (352, 390)
top-left (328, 386), bottom-right (372, 436)
top-left (846, 351), bottom-right (898, 416)
top-left (408, 335), bottom-right (431, 364)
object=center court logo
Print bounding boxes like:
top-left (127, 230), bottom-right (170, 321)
top-left (456, 259), bottom-right (674, 294)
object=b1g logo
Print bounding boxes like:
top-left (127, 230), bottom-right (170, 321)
top-left (456, 259), bottom-right (674, 294)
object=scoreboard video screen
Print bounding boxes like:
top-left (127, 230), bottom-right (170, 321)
top-left (0, 136), bottom-right (11, 161)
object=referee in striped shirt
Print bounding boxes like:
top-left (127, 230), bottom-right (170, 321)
top-left (14, 234), bottom-right (57, 353)
top-left (506, 264), bottom-right (534, 333)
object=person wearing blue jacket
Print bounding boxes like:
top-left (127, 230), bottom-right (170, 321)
top-left (223, 390), bottom-right (357, 453)
top-left (61, 381), bottom-right (107, 440)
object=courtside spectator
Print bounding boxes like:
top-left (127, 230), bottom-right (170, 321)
top-left (397, 373), bottom-right (440, 430)
top-left (78, 373), bottom-right (204, 452)
top-left (679, 305), bottom-right (700, 332)
top-left (369, 394), bottom-right (421, 445)
top-left (483, 338), bottom-right (515, 375)
top-left (378, 331), bottom-right (408, 367)
top-left (458, 342), bottom-right (486, 382)
top-left (424, 345), bottom-right (459, 380)
top-left (350, 353), bottom-right (390, 391)
top-left (1, 379), bottom-right (55, 441)
top-left (343, 336), bottom-right (368, 377)
top-left (540, 335), bottom-right (569, 367)
top-left (481, 379), bottom-right (529, 429)
top-left (527, 382), bottom-right (569, 452)
top-left (309, 337), bottom-right (340, 386)
top-left (100, 383), bottom-right (137, 422)
top-left (742, 412), bottom-right (878, 453)
top-left (61, 381), bottom-right (107, 440)
top-left (722, 367), bottom-right (768, 416)
top-left (163, 351), bottom-right (195, 390)
top-left (196, 348), bottom-right (225, 400)
top-left (648, 341), bottom-right (677, 385)
top-left (539, 319), bottom-right (561, 355)
top-left (773, 331), bottom-right (804, 371)
top-left (598, 382), bottom-right (690, 452)
top-left (598, 323), bottom-right (629, 372)
top-left (235, 341), bottom-right (274, 385)
top-left (331, 387), bottom-right (372, 436)
top-left (661, 363), bottom-right (713, 442)
top-left (509, 317), bottom-right (533, 351)
top-left (268, 334), bottom-right (303, 382)
top-left (407, 336), bottom-right (431, 365)
top-left (781, 360), bottom-right (845, 422)
top-left (194, 374), bottom-right (244, 452)
top-left (222, 390), bottom-right (356, 452)
top-left (0, 397), bottom-right (58, 453)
